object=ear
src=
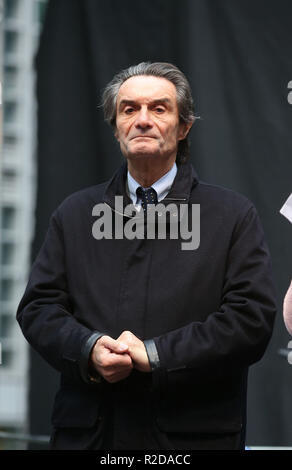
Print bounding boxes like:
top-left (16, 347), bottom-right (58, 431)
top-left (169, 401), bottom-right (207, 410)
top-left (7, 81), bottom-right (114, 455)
top-left (178, 121), bottom-right (193, 141)
top-left (114, 127), bottom-right (120, 142)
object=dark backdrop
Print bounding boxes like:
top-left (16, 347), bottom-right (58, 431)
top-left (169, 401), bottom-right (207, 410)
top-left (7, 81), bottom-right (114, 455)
top-left (28, 0), bottom-right (292, 446)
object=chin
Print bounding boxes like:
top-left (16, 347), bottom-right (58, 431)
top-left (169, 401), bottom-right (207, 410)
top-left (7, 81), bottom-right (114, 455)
top-left (127, 154), bottom-right (158, 162)
top-left (128, 144), bottom-right (159, 158)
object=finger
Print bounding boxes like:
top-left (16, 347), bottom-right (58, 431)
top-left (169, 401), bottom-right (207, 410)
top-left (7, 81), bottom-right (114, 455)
top-left (94, 350), bottom-right (133, 372)
top-left (103, 352), bottom-right (133, 368)
top-left (100, 335), bottom-right (129, 354)
top-left (103, 367), bottom-right (133, 384)
top-left (117, 330), bottom-right (134, 344)
top-left (92, 344), bottom-right (131, 370)
top-left (101, 360), bottom-right (133, 382)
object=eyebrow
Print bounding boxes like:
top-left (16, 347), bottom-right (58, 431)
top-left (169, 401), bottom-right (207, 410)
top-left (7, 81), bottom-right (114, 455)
top-left (118, 98), bottom-right (172, 111)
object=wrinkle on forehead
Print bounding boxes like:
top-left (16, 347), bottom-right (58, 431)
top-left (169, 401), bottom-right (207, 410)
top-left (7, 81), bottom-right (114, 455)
top-left (117, 75), bottom-right (177, 105)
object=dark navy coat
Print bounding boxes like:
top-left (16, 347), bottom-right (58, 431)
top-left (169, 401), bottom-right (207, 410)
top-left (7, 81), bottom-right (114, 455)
top-left (17, 162), bottom-right (276, 448)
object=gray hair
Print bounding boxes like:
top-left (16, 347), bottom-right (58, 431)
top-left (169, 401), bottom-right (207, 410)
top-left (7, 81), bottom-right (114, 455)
top-left (101, 62), bottom-right (195, 164)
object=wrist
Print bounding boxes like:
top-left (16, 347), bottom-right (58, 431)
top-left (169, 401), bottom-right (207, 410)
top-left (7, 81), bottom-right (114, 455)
top-left (79, 331), bottom-right (104, 383)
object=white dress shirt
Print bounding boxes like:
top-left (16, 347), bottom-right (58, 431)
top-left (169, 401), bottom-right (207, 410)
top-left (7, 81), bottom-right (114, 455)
top-left (127, 162), bottom-right (177, 209)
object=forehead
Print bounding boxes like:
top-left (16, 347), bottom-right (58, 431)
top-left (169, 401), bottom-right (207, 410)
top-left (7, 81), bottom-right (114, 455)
top-left (117, 75), bottom-right (177, 104)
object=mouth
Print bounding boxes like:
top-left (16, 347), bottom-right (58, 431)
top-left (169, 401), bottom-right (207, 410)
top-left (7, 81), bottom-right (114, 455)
top-left (131, 136), bottom-right (156, 140)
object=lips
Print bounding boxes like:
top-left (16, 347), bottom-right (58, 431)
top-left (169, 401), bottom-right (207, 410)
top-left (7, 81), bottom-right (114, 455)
top-left (131, 135), bottom-right (156, 140)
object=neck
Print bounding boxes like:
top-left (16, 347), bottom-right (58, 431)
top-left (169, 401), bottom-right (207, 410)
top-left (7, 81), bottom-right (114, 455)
top-left (127, 156), bottom-right (176, 188)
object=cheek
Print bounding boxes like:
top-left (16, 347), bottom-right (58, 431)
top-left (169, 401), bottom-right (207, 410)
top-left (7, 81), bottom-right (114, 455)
top-left (115, 119), bottom-right (129, 137)
top-left (120, 126), bottom-right (133, 142)
top-left (162, 124), bottom-right (180, 143)
top-left (157, 116), bottom-right (179, 133)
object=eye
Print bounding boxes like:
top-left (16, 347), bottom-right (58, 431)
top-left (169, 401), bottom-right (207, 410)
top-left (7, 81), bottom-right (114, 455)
top-left (154, 106), bottom-right (165, 114)
top-left (124, 107), bottom-right (135, 114)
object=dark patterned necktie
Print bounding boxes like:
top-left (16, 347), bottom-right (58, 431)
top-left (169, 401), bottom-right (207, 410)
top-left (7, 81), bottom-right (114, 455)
top-left (136, 186), bottom-right (158, 212)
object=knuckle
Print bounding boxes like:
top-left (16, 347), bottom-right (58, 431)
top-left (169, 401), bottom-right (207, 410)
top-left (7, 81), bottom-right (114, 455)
top-left (121, 330), bottom-right (131, 336)
top-left (120, 330), bottom-right (132, 341)
top-left (102, 335), bottom-right (111, 344)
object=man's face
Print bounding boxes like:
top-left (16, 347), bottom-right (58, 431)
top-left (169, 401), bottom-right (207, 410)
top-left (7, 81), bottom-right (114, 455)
top-left (115, 75), bottom-right (190, 164)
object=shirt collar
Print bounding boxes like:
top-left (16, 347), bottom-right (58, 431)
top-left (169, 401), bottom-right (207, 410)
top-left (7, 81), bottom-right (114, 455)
top-left (127, 162), bottom-right (177, 205)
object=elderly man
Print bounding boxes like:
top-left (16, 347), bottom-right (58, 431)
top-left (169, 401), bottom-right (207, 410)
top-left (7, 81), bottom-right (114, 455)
top-left (17, 62), bottom-right (276, 450)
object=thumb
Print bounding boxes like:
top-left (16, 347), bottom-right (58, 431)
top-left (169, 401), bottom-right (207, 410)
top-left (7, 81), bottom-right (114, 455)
top-left (101, 335), bottom-right (129, 353)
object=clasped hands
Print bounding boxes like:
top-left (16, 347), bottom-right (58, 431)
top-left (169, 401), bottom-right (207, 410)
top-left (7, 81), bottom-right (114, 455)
top-left (90, 330), bottom-right (151, 383)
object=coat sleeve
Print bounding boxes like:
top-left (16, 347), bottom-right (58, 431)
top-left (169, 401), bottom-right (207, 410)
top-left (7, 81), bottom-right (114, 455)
top-left (152, 205), bottom-right (277, 377)
top-left (16, 209), bottom-right (100, 383)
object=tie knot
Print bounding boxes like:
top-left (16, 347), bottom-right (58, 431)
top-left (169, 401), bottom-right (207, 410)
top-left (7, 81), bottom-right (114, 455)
top-left (136, 187), bottom-right (158, 211)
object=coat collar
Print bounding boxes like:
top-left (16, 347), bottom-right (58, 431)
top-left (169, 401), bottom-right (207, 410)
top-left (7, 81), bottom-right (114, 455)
top-left (102, 160), bottom-right (199, 213)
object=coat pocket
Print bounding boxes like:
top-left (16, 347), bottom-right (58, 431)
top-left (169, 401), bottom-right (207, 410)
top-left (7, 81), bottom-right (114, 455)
top-left (51, 384), bottom-right (102, 428)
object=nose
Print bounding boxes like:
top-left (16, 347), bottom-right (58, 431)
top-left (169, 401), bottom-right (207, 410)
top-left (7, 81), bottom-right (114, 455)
top-left (135, 106), bottom-right (153, 129)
